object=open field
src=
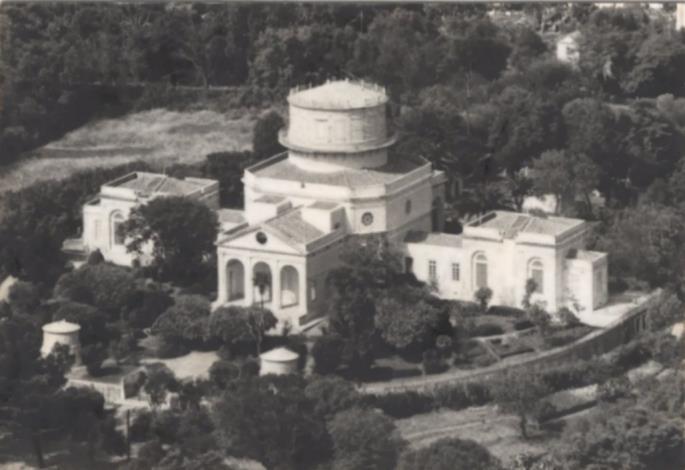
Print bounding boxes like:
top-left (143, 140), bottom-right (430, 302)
top-left (0, 108), bottom-right (257, 196)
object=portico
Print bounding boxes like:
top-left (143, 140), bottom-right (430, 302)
top-left (219, 252), bottom-right (307, 314)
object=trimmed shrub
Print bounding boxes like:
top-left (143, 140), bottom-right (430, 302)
top-left (150, 409), bottom-right (180, 444)
top-left (311, 334), bottom-right (344, 374)
top-left (514, 319), bottom-right (535, 331)
top-left (473, 354), bottom-right (497, 368)
top-left (123, 370), bottom-right (147, 398)
top-left (156, 337), bottom-right (189, 359)
top-left (370, 391), bottom-right (434, 418)
top-left (612, 337), bottom-right (652, 370)
top-left (470, 323), bottom-right (504, 337)
top-left (558, 307), bottom-right (581, 327)
top-left (422, 349), bottom-right (448, 375)
top-left (488, 305), bottom-right (525, 317)
top-left (463, 381), bottom-right (492, 405)
top-left (129, 410), bottom-right (153, 443)
top-left (435, 335), bottom-right (453, 357)
top-left (432, 384), bottom-right (470, 410)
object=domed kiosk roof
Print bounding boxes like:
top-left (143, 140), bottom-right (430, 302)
top-left (42, 319), bottom-right (80, 334)
top-left (259, 347), bottom-right (299, 363)
top-left (288, 80), bottom-right (388, 110)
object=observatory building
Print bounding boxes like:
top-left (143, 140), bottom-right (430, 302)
top-left (70, 79), bottom-right (608, 330)
top-left (215, 80), bottom-right (447, 327)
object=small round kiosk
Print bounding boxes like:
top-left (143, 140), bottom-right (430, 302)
top-left (41, 319), bottom-right (81, 364)
top-left (259, 347), bottom-right (299, 376)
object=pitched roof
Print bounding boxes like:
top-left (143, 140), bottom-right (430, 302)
top-left (216, 209), bottom-right (246, 225)
top-left (265, 209), bottom-right (325, 245)
top-left (468, 211), bottom-right (584, 238)
top-left (404, 231), bottom-right (463, 248)
top-left (260, 347), bottom-right (299, 361)
top-left (111, 172), bottom-right (213, 197)
top-left (43, 319), bottom-right (80, 334)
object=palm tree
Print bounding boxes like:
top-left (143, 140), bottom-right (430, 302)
top-left (253, 270), bottom-right (271, 309)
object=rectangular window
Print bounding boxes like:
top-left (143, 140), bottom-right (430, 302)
top-left (452, 263), bottom-right (460, 281)
top-left (428, 260), bottom-right (437, 281)
top-left (310, 283), bottom-right (317, 301)
top-left (405, 257), bottom-right (414, 274)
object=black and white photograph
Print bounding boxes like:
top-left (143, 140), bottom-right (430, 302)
top-left (0, 1), bottom-right (684, 469)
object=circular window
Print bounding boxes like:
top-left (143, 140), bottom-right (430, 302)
top-left (361, 212), bottom-right (374, 226)
top-left (405, 199), bottom-right (412, 214)
top-left (255, 232), bottom-right (268, 244)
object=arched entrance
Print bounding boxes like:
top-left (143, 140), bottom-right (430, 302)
top-left (226, 259), bottom-right (245, 300)
top-left (280, 265), bottom-right (299, 307)
top-left (252, 262), bottom-right (272, 306)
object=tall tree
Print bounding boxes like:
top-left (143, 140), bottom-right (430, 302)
top-left (398, 437), bottom-right (502, 470)
top-left (122, 196), bottom-right (218, 285)
top-left (212, 375), bottom-right (331, 470)
top-left (529, 149), bottom-right (600, 215)
top-left (327, 407), bottom-right (405, 470)
top-left (252, 110), bottom-right (285, 160)
top-left (488, 86), bottom-right (564, 173)
top-left (490, 369), bottom-right (550, 438)
top-left (207, 306), bottom-right (277, 356)
top-left (0, 314), bottom-right (72, 467)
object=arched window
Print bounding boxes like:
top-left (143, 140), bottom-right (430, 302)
top-left (280, 265), bottom-right (299, 307)
top-left (528, 259), bottom-right (544, 293)
top-left (252, 262), bottom-right (272, 304)
top-left (226, 259), bottom-right (245, 301)
top-left (473, 252), bottom-right (488, 289)
top-left (110, 211), bottom-right (125, 246)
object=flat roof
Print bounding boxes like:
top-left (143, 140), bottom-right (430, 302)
top-left (107, 172), bottom-right (214, 197)
top-left (251, 154), bottom-right (426, 188)
top-left (404, 231), bottom-right (463, 248)
top-left (468, 211), bottom-right (584, 238)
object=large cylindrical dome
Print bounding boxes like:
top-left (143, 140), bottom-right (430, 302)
top-left (279, 80), bottom-right (397, 173)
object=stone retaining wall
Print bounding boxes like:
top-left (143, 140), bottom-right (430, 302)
top-left (360, 292), bottom-right (659, 395)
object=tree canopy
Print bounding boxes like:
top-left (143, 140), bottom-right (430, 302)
top-left (122, 196), bottom-right (218, 285)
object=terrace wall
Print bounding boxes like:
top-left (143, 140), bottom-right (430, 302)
top-left (360, 291), bottom-right (659, 395)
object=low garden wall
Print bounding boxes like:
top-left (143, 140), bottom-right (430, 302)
top-left (360, 291), bottom-right (660, 395)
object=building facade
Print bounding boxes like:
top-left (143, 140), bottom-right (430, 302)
top-left (65, 172), bottom-right (219, 266)
top-left (405, 211), bottom-right (609, 315)
top-left (70, 79), bottom-right (609, 329)
top-left (215, 80), bottom-right (447, 328)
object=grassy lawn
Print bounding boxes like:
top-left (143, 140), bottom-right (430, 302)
top-left (0, 107), bottom-right (257, 196)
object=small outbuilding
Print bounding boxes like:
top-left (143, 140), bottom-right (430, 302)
top-left (259, 347), bottom-right (299, 376)
top-left (41, 319), bottom-right (81, 364)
